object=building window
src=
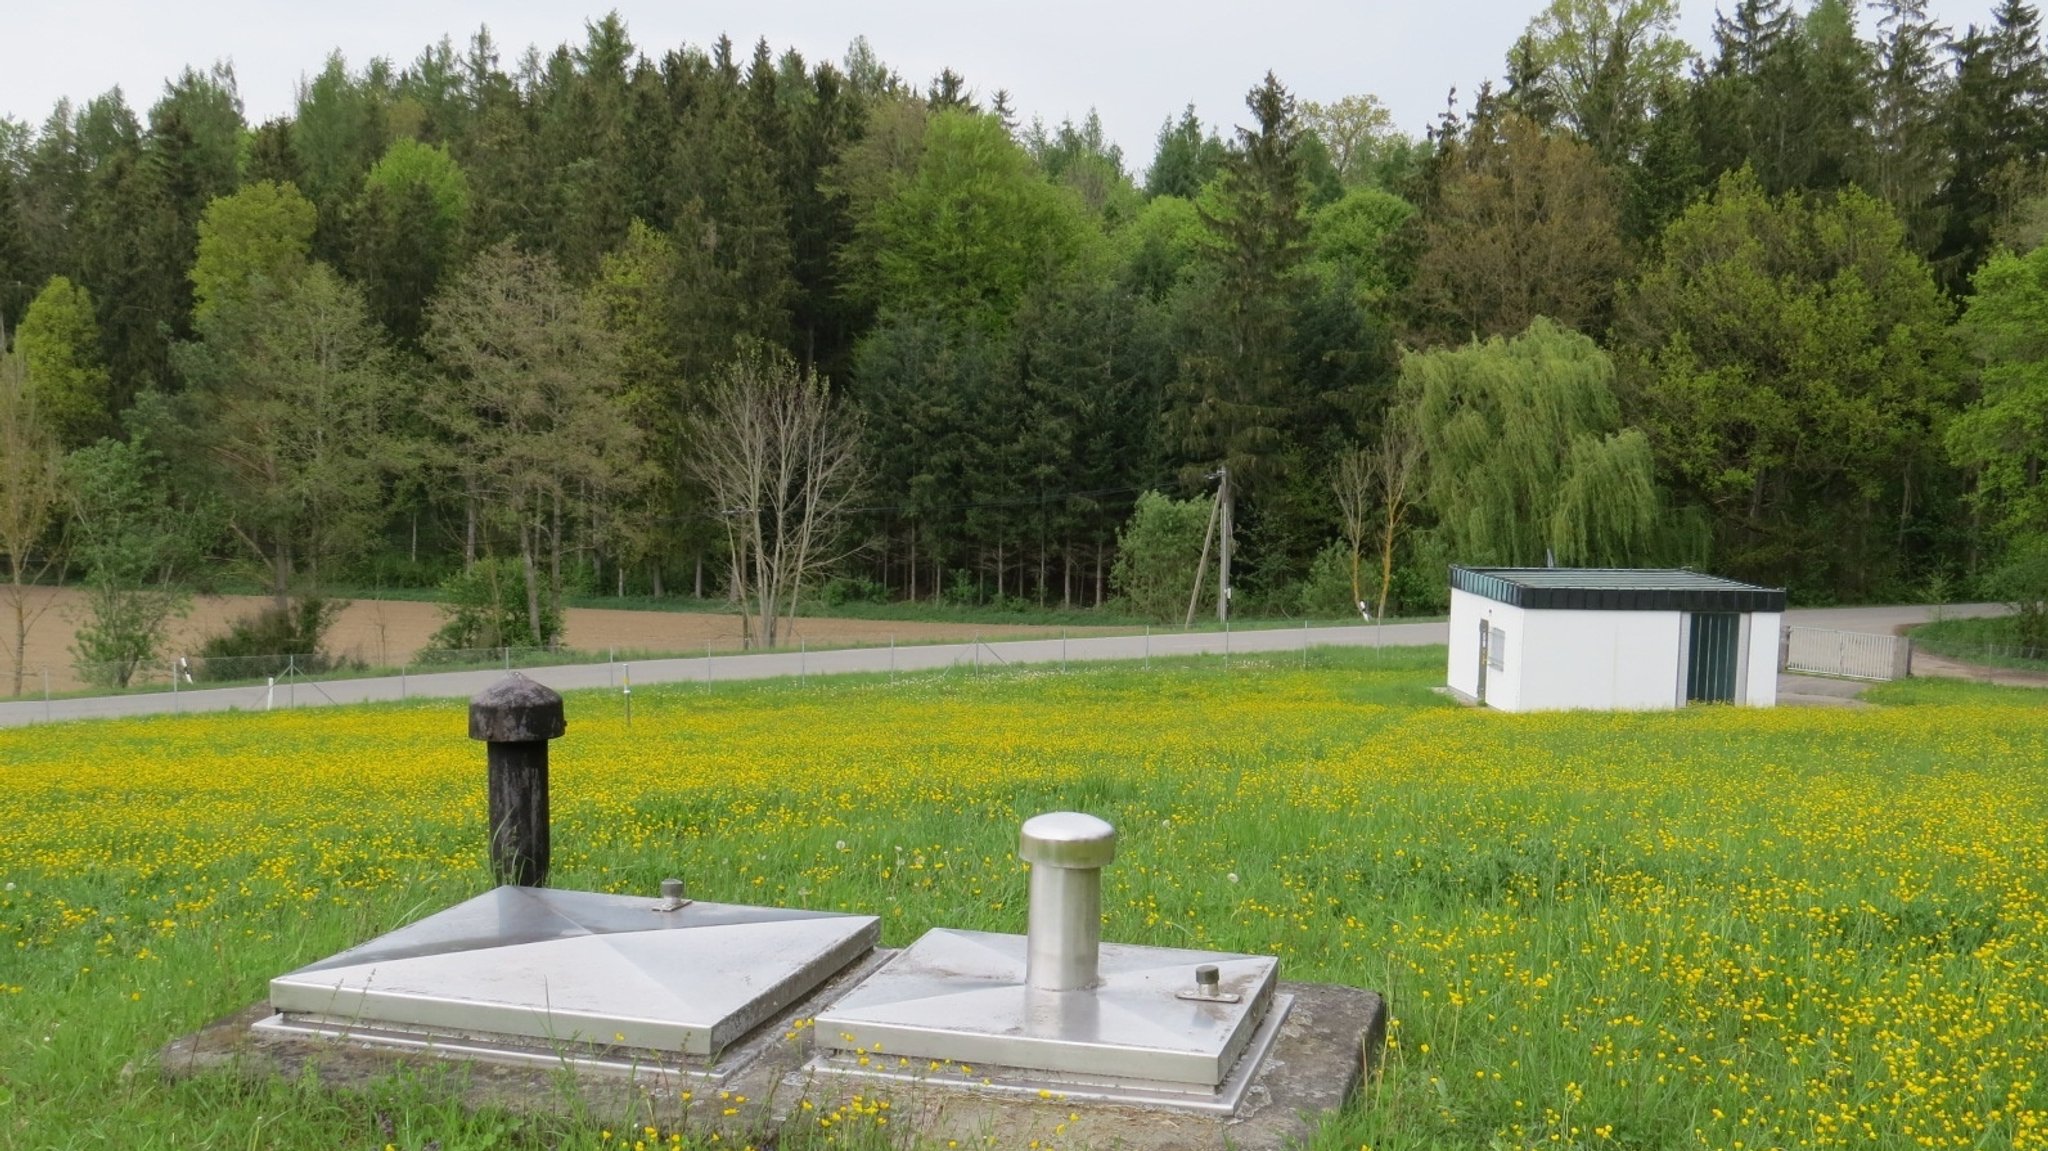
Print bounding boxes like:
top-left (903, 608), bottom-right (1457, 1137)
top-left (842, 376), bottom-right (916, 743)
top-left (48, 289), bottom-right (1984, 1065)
top-left (1488, 626), bottom-right (1506, 670)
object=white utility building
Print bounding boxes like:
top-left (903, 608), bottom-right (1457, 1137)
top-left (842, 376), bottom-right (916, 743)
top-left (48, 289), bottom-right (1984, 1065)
top-left (1447, 567), bottom-right (1785, 712)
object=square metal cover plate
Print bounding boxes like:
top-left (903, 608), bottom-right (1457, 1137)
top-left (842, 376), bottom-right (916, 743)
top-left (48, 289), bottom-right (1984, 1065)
top-left (813, 928), bottom-right (1278, 1088)
top-left (269, 886), bottom-right (879, 1056)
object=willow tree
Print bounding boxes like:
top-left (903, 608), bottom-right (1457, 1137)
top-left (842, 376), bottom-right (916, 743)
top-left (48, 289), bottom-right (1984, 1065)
top-left (1403, 317), bottom-right (1659, 567)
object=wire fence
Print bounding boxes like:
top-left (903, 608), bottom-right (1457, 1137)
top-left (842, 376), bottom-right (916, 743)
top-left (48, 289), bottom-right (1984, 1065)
top-left (41, 645), bottom-right (581, 697)
top-left (1914, 639), bottom-right (2048, 679)
top-left (0, 616), bottom-right (1415, 722)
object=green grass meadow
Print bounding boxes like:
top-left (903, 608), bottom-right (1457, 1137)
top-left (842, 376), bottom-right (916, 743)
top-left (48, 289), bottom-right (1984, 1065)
top-left (2, 648), bottom-right (2046, 1150)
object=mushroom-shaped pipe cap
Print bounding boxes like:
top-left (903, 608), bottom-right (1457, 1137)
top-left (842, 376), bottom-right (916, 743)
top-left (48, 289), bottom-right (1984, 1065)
top-left (468, 673), bottom-right (567, 742)
top-left (1018, 811), bottom-right (1116, 869)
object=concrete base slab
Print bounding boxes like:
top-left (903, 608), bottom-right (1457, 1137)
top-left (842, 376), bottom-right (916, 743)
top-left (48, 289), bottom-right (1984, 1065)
top-left (160, 951), bottom-right (894, 1136)
top-left (1777, 672), bottom-right (1876, 709)
top-left (162, 972), bottom-right (1385, 1151)
top-left (786, 979), bottom-right (1386, 1151)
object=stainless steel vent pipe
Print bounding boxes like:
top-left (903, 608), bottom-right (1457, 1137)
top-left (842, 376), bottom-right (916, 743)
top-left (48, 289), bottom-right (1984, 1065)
top-left (1018, 812), bottom-right (1117, 991)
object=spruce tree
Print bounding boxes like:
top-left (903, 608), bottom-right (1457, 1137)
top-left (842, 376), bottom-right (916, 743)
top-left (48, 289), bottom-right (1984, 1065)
top-left (1172, 73), bottom-right (1312, 610)
top-left (1864, 0), bottom-right (1952, 255)
top-left (1935, 6), bottom-right (2048, 288)
top-left (1622, 78), bottom-right (1706, 242)
top-left (69, 91), bottom-right (182, 406)
top-left (291, 55), bottom-right (391, 266)
top-left (18, 102), bottom-right (83, 287)
top-left (244, 118), bottom-right (302, 189)
top-left (1144, 106), bottom-right (1225, 199)
top-left (0, 125), bottom-right (31, 325)
top-left (1503, 35), bottom-right (1561, 129)
top-left (785, 60), bottom-right (866, 376)
top-left (1799, 0), bottom-right (1874, 192)
top-left (927, 68), bottom-right (975, 112)
top-left (1697, 0), bottom-right (1804, 190)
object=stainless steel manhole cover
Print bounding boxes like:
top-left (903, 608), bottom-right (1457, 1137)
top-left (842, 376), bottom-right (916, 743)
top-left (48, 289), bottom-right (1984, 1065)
top-left (268, 886), bottom-right (879, 1057)
top-left (813, 928), bottom-right (1280, 1089)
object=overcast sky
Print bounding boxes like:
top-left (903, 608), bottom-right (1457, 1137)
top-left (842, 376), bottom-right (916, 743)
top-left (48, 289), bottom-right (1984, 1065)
top-left (3, 0), bottom-right (2004, 172)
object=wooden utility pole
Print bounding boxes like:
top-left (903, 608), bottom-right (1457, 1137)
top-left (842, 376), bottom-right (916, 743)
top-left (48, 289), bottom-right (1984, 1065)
top-left (1184, 484), bottom-right (1222, 630)
top-left (1216, 466), bottom-right (1232, 625)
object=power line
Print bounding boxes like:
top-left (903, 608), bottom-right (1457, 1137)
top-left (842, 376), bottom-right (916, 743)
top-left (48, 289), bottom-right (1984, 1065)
top-left (839, 478), bottom-right (1199, 518)
top-left (660, 473), bottom-right (1215, 528)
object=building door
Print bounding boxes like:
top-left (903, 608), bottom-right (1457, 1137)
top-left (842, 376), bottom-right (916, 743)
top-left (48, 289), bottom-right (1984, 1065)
top-left (1687, 613), bottom-right (1740, 703)
top-left (1476, 618), bottom-right (1490, 704)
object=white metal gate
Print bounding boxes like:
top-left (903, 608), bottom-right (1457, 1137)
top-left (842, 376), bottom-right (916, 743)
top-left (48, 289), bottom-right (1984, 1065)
top-left (1782, 626), bottom-right (1912, 681)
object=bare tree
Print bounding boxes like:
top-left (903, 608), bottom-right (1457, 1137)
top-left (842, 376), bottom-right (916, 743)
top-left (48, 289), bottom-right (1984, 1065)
top-left (688, 343), bottom-right (862, 649)
top-left (1332, 447), bottom-right (1374, 612)
top-left (1368, 414), bottom-right (1424, 621)
top-left (1335, 413), bottom-right (1424, 622)
top-left (0, 341), bottom-right (65, 695)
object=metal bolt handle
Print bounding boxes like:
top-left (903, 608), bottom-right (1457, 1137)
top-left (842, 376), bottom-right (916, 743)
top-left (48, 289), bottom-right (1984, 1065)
top-left (1176, 962), bottom-right (1243, 1004)
top-left (655, 876), bottom-right (691, 912)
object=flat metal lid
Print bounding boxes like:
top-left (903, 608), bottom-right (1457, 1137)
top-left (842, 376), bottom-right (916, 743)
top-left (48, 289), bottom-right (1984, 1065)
top-left (814, 928), bottom-right (1277, 1089)
top-left (270, 886), bottom-right (879, 1057)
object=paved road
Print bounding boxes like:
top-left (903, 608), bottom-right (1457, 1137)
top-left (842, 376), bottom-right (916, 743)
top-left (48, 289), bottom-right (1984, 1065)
top-left (1780, 602), bottom-right (2007, 634)
top-left (0, 604), bottom-right (2006, 728)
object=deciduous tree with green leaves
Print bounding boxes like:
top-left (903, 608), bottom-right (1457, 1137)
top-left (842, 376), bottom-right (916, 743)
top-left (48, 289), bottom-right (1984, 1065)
top-left (1414, 109), bottom-right (1628, 342)
top-left (1952, 242), bottom-right (2048, 596)
top-left (351, 138), bottom-right (470, 342)
top-left (175, 262), bottom-right (399, 605)
top-left (15, 275), bottom-right (112, 449)
top-left (1614, 169), bottom-right (1959, 596)
top-left (425, 241), bottom-right (641, 643)
top-left (63, 432), bottom-right (201, 688)
top-left (189, 180), bottom-right (316, 322)
top-left (1109, 490), bottom-right (1214, 622)
top-left (853, 109), bottom-right (1089, 325)
top-left (1300, 95), bottom-right (1401, 188)
top-left (0, 340), bottom-right (64, 695)
top-left (1518, 0), bottom-right (1692, 163)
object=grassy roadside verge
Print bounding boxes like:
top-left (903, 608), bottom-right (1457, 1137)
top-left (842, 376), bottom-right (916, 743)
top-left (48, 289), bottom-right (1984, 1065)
top-left (1909, 614), bottom-right (2048, 671)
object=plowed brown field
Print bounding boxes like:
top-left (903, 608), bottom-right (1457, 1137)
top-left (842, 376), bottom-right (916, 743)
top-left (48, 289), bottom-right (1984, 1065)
top-left (0, 586), bottom-right (1107, 693)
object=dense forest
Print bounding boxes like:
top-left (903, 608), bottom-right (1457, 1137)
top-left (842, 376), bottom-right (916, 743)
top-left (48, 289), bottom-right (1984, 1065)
top-left (4, 0), bottom-right (2048, 668)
